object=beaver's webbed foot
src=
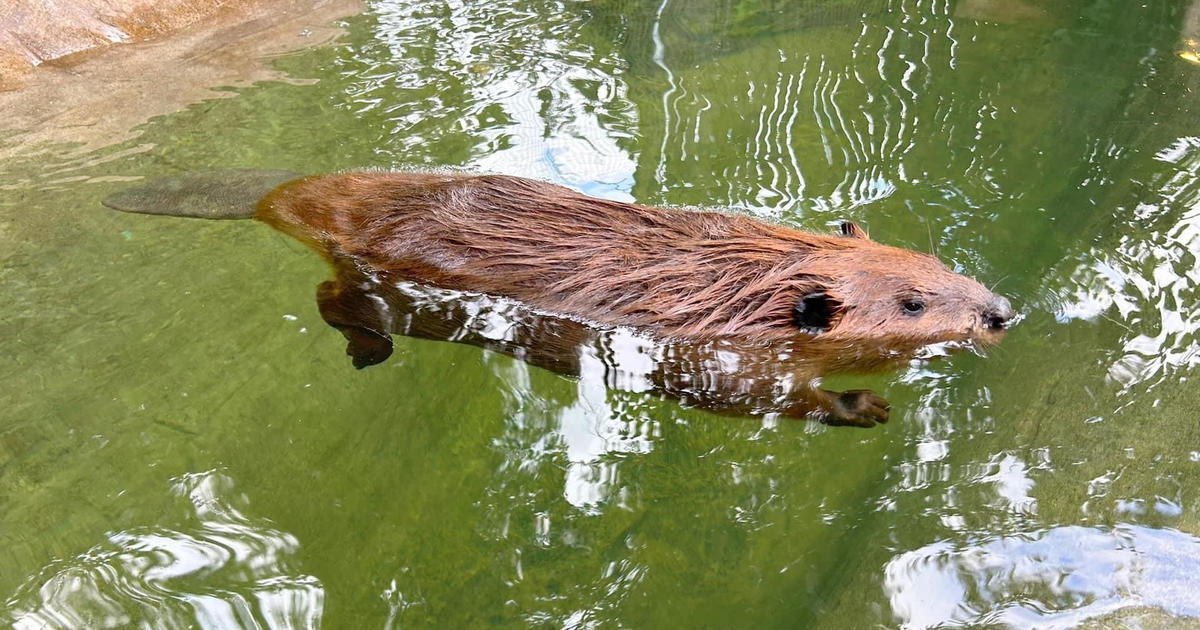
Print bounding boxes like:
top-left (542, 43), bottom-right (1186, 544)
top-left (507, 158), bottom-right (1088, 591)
top-left (337, 325), bottom-right (393, 369)
top-left (822, 389), bottom-right (890, 428)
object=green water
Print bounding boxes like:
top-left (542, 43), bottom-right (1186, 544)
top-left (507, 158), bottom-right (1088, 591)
top-left (3, 0), bottom-right (1200, 627)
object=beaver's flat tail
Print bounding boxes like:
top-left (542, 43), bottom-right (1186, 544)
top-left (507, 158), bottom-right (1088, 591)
top-left (102, 169), bottom-right (303, 220)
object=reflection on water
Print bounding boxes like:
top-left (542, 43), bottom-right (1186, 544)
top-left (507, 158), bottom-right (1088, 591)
top-left (320, 270), bottom-right (882, 425)
top-left (1054, 135), bottom-right (1200, 395)
top-left (2, 471), bottom-right (320, 630)
top-left (347, 0), bottom-right (640, 198)
top-left (488, 350), bottom-right (660, 510)
top-left (311, 233), bottom-right (995, 522)
top-left (886, 524), bottom-right (1200, 629)
top-left (329, 278), bottom-right (674, 508)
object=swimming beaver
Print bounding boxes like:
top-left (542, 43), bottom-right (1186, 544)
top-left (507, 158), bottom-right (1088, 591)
top-left (104, 169), bottom-right (1014, 427)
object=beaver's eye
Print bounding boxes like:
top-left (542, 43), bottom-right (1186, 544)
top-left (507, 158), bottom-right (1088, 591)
top-left (902, 299), bottom-right (926, 315)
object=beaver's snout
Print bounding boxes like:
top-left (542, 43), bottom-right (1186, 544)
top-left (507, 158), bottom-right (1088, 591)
top-left (982, 296), bottom-right (1015, 331)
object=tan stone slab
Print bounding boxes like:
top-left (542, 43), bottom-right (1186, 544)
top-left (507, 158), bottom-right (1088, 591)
top-left (0, 0), bottom-right (363, 160)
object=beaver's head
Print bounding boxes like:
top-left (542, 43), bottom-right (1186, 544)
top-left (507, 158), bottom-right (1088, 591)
top-left (792, 221), bottom-right (1013, 358)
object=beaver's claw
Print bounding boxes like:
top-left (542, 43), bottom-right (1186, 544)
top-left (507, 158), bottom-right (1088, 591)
top-left (826, 389), bottom-right (890, 428)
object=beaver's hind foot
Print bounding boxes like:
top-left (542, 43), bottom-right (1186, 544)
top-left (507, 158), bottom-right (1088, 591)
top-left (822, 389), bottom-right (891, 428)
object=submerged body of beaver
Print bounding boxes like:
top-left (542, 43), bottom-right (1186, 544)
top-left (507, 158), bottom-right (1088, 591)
top-left (105, 169), bottom-right (1013, 426)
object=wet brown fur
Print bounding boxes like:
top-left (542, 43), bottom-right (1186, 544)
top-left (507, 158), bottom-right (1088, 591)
top-left (258, 171), bottom-right (1006, 376)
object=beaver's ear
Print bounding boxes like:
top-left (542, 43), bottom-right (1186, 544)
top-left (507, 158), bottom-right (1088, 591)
top-left (793, 291), bottom-right (842, 333)
top-left (838, 220), bottom-right (870, 240)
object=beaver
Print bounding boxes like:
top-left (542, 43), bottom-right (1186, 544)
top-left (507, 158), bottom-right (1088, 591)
top-left (104, 169), bottom-right (1014, 427)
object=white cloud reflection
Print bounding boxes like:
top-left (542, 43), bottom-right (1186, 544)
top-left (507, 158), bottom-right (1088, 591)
top-left (885, 524), bottom-right (1200, 629)
top-left (364, 0), bottom-right (639, 200)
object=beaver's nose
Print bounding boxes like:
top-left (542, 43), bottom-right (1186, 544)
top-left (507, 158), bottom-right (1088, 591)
top-left (983, 296), bottom-right (1014, 330)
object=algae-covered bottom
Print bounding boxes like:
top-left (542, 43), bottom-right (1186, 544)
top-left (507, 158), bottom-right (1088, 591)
top-left (2, 0), bottom-right (1200, 627)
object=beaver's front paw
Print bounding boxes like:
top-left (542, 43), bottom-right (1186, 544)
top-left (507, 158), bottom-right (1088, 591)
top-left (826, 389), bottom-right (890, 428)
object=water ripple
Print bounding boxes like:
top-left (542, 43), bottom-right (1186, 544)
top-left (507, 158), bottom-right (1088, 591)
top-left (885, 524), bottom-right (1200, 629)
top-left (1052, 136), bottom-right (1200, 396)
top-left (2, 470), bottom-right (320, 630)
top-left (637, 0), bottom-right (1015, 222)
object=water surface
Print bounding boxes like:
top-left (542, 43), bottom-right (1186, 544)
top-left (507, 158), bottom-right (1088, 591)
top-left (3, 0), bottom-right (1200, 627)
